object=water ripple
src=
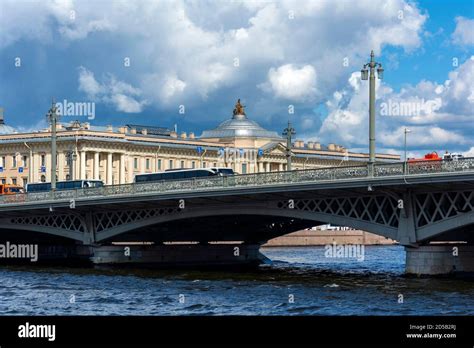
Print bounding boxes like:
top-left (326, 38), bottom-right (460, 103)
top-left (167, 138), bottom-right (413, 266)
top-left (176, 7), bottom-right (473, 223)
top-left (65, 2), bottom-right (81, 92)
top-left (0, 246), bottom-right (472, 315)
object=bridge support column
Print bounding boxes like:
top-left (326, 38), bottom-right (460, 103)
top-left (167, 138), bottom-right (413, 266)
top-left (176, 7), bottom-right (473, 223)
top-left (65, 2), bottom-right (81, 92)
top-left (397, 191), bottom-right (417, 246)
top-left (405, 245), bottom-right (474, 276)
top-left (90, 244), bottom-right (266, 268)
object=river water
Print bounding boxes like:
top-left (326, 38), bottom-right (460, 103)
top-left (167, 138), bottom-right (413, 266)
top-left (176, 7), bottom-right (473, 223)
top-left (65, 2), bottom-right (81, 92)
top-left (0, 245), bottom-right (473, 315)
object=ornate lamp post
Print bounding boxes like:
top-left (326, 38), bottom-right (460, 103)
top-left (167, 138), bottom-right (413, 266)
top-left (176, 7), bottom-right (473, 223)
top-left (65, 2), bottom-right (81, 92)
top-left (404, 128), bottom-right (411, 162)
top-left (46, 99), bottom-right (60, 190)
top-left (66, 147), bottom-right (77, 181)
top-left (404, 128), bottom-right (411, 174)
top-left (282, 121), bottom-right (295, 171)
top-left (361, 50), bottom-right (384, 176)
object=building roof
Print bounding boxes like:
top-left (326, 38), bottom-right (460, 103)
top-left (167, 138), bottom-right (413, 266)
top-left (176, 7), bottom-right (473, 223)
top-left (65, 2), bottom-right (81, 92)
top-left (126, 124), bottom-right (172, 136)
top-left (200, 113), bottom-right (282, 139)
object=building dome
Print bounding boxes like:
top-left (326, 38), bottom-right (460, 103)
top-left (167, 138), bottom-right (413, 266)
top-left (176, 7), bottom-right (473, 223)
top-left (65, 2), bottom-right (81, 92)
top-left (200, 100), bottom-right (282, 139)
top-left (0, 110), bottom-right (17, 134)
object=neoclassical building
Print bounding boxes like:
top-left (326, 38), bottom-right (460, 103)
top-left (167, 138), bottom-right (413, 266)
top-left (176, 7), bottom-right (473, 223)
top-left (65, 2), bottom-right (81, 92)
top-left (0, 104), bottom-right (399, 187)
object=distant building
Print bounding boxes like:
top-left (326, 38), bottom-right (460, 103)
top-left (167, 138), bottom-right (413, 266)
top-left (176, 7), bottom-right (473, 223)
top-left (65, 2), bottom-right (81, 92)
top-left (0, 102), bottom-right (399, 186)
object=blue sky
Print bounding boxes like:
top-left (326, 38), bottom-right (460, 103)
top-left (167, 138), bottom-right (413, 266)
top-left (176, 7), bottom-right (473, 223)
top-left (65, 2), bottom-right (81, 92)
top-left (0, 0), bottom-right (473, 158)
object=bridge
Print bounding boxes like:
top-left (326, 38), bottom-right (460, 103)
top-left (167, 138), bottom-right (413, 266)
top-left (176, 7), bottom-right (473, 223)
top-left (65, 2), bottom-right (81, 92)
top-left (1, 159), bottom-right (474, 275)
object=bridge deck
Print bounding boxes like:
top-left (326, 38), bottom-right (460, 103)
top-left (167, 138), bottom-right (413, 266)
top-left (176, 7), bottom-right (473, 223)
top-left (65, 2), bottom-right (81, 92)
top-left (1, 159), bottom-right (473, 212)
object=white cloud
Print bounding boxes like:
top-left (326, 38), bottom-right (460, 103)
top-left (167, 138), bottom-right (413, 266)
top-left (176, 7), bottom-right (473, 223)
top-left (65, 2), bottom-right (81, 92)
top-left (107, 94), bottom-right (144, 113)
top-left (0, 0), bottom-right (428, 111)
top-left (263, 64), bottom-right (317, 101)
top-left (463, 147), bottom-right (474, 157)
top-left (161, 76), bottom-right (187, 101)
top-left (78, 67), bottom-right (103, 97)
top-left (78, 67), bottom-right (147, 113)
top-left (452, 17), bottom-right (474, 46)
top-left (317, 58), bottom-right (473, 152)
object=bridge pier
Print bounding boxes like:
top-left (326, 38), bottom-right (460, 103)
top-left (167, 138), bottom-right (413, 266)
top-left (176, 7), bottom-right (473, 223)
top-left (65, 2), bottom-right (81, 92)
top-left (90, 244), bottom-right (267, 268)
top-left (405, 245), bottom-right (474, 276)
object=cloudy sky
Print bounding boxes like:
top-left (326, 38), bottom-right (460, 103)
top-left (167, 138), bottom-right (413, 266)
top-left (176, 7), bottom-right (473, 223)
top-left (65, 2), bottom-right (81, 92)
top-left (0, 0), bottom-right (473, 158)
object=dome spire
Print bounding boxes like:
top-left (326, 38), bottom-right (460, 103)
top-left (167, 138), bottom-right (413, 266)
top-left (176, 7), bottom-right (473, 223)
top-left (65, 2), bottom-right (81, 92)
top-left (232, 99), bottom-right (247, 119)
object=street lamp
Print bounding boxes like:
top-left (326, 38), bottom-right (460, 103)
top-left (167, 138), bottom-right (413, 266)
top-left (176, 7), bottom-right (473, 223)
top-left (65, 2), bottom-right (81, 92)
top-left (404, 128), bottom-right (411, 162)
top-left (361, 50), bottom-right (384, 176)
top-left (404, 128), bottom-right (411, 174)
top-left (66, 147), bottom-right (77, 181)
top-left (282, 121), bottom-right (296, 171)
top-left (46, 99), bottom-right (60, 190)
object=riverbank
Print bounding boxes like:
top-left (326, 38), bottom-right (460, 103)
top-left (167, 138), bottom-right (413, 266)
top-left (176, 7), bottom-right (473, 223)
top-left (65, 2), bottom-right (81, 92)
top-left (263, 229), bottom-right (396, 246)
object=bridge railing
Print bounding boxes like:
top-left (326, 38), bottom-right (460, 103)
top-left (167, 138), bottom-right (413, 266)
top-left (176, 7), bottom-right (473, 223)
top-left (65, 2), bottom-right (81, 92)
top-left (1, 157), bottom-right (474, 205)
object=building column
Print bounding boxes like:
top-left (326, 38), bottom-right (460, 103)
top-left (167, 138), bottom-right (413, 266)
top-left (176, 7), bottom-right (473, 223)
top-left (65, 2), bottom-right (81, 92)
top-left (31, 153), bottom-right (38, 183)
top-left (258, 162), bottom-right (264, 173)
top-left (107, 152), bottom-right (113, 185)
top-left (74, 150), bottom-right (80, 181)
top-left (128, 155), bottom-right (135, 183)
top-left (119, 153), bottom-right (126, 184)
top-left (265, 162), bottom-right (270, 173)
top-left (80, 151), bottom-right (86, 180)
top-left (140, 156), bottom-right (145, 174)
top-left (94, 152), bottom-right (100, 180)
top-left (58, 152), bottom-right (65, 181)
top-left (248, 162), bottom-right (255, 173)
top-left (278, 163), bottom-right (283, 171)
top-left (45, 153), bottom-right (51, 182)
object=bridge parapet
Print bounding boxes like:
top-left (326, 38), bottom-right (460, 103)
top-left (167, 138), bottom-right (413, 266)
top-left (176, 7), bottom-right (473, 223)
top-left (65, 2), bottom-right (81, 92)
top-left (0, 158), bottom-right (473, 206)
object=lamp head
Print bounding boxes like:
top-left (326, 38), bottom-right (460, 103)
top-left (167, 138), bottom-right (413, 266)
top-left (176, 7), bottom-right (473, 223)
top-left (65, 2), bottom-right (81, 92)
top-left (377, 66), bottom-right (384, 79)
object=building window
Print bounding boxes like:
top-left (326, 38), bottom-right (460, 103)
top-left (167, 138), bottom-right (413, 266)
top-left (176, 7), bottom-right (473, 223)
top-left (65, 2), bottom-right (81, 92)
top-left (146, 158), bottom-right (150, 170)
top-left (134, 158), bottom-right (138, 170)
top-left (40, 175), bottom-right (46, 183)
top-left (12, 178), bottom-right (17, 185)
top-left (1, 156), bottom-right (5, 168)
top-left (41, 154), bottom-right (46, 167)
top-left (12, 156), bottom-right (17, 168)
top-left (191, 161), bottom-right (195, 169)
top-left (180, 160), bottom-right (185, 168)
top-left (169, 160), bottom-right (173, 169)
top-left (157, 159), bottom-right (162, 170)
top-left (23, 155), bottom-right (28, 167)
top-left (1, 178), bottom-right (5, 184)
top-left (202, 162), bottom-right (206, 168)
top-left (242, 163), bottom-right (247, 174)
top-left (23, 178), bottom-right (28, 186)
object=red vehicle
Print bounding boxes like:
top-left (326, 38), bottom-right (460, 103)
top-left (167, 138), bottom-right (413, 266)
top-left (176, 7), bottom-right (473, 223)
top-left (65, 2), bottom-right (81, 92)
top-left (407, 152), bottom-right (442, 173)
top-left (0, 184), bottom-right (24, 195)
top-left (408, 151), bottom-right (441, 162)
